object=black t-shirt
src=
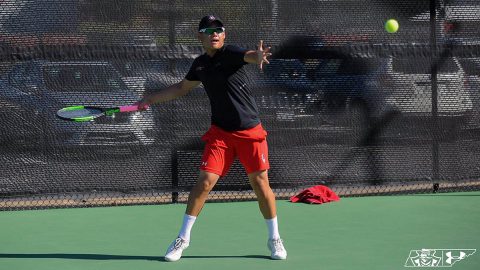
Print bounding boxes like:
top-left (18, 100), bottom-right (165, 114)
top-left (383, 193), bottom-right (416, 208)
top-left (185, 45), bottom-right (260, 131)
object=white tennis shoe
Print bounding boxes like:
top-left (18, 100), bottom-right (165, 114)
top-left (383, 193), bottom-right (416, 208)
top-left (164, 237), bottom-right (189, 262)
top-left (268, 238), bottom-right (287, 260)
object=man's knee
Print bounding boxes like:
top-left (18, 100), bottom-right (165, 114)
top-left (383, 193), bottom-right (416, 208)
top-left (198, 179), bottom-right (215, 192)
top-left (248, 170), bottom-right (270, 188)
top-left (196, 171), bottom-right (220, 192)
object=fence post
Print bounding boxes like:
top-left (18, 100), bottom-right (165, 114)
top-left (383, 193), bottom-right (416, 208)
top-left (430, 0), bottom-right (440, 191)
top-left (171, 149), bottom-right (179, 203)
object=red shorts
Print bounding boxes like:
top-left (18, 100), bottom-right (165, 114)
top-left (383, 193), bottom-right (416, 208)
top-left (200, 124), bottom-right (270, 176)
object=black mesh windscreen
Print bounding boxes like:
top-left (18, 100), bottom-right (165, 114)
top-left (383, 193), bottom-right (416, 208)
top-left (1, 0), bottom-right (480, 210)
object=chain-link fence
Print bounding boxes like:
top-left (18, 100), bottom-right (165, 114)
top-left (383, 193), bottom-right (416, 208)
top-left (1, 0), bottom-right (480, 210)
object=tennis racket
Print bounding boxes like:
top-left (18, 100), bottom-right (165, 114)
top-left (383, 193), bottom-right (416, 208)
top-left (56, 104), bottom-right (148, 122)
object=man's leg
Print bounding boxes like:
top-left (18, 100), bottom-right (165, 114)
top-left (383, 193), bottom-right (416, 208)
top-left (248, 170), bottom-right (287, 260)
top-left (248, 170), bottom-right (276, 219)
top-left (164, 170), bottom-right (220, 262)
top-left (186, 170), bottom-right (220, 216)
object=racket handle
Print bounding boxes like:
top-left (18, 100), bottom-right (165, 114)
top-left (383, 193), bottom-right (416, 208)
top-left (119, 104), bottom-right (149, 112)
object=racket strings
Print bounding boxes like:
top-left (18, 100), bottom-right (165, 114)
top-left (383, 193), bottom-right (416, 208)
top-left (57, 108), bottom-right (103, 119)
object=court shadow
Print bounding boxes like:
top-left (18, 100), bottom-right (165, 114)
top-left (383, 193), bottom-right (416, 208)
top-left (0, 253), bottom-right (161, 261)
top-left (0, 253), bottom-right (272, 261)
top-left (182, 255), bottom-right (271, 260)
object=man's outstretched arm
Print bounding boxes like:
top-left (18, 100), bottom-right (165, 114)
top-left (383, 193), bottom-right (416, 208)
top-left (137, 79), bottom-right (201, 109)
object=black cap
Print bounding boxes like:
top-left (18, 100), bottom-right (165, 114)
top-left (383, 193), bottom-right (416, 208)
top-left (198, 15), bottom-right (224, 30)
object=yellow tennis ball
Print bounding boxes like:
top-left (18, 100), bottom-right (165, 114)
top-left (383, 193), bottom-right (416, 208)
top-left (385, 19), bottom-right (399, 33)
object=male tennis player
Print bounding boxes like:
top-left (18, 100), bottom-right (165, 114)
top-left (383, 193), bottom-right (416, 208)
top-left (137, 15), bottom-right (287, 262)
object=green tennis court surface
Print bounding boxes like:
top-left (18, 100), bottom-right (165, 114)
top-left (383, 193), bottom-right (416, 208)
top-left (1, 192), bottom-right (479, 270)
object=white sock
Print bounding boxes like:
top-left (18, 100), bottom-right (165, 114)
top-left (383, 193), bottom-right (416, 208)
top-left (265, 216), bottom-right (281, 240)
top-left (178, 214), bottom-right (197, 241)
